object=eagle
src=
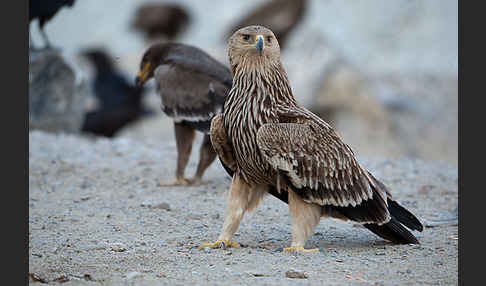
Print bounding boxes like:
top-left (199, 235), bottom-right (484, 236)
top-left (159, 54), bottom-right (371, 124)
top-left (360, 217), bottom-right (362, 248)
top-left (131, 3), bottom-right (191, 42)
top-left (225, 0), bottom-right (307, 50)
top-left (135, 43), bottom-right (233, 186)
top-left (200, 26), bottom-right (423, 253)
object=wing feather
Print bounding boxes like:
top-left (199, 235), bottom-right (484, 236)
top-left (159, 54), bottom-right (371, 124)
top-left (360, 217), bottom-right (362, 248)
top-left (210, 114), bottom-right (237, 173)
top-left (257, 121), bottom-right (391, 223)
top-left (154, 64), bottom-right (229, 126)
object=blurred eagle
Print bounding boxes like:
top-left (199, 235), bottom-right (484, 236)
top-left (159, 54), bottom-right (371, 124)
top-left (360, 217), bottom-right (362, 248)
top-left (136, 43), bottom-right (232, 186)
top-left (200, 26), bottom-right (423, 253)
top-left (131, 3), bottom-right (191, 42)
top-left (225, 0), bottom-right (307, 50)
top-left (29, 0), bottom-right (76, 49)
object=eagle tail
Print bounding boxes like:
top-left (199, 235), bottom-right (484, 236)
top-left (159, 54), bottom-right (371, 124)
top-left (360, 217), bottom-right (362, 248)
top-left (363, 219), bottom-right (419, 244)
top-left (388, 200), bottom-right (424, 232)
top-left (362, 199), bottom-right (423, 244)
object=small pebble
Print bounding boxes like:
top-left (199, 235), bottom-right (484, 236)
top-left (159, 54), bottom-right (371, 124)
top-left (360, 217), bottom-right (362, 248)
top-left (153, 202), bottom-right (171, 211)
top-left (285, 269), bottom-right (308, 279)
top-left (246, 270), bottom-right (266, 277)
top-left (110, 243), bottom-right (127, 252)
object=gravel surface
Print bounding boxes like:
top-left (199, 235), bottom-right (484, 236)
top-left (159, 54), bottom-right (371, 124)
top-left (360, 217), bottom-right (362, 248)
top-left (29, 130), bottom-right (458, 285)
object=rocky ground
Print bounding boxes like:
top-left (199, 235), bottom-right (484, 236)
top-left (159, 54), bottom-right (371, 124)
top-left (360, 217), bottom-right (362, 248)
top-left (29, 127), bottom-right (458, 285)
top-left (29, 2), bottom-right (458, 284)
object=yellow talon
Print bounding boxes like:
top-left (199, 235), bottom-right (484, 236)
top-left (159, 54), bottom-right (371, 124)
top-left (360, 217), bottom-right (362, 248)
top-left (198, 240), bottom-right (241, 250)
top-left (283, 246), bottom-right (319, 254)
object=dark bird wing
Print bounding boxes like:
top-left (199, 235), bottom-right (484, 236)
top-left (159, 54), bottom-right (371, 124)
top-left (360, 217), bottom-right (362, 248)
top-left (94, 73), bottom-right (142, 107)
top-left (154, 56), bottom-right (231, 132)
top-left (81, 105), bottom-right (151, 138)
top-left (162, 44), bottom-right (233, 85)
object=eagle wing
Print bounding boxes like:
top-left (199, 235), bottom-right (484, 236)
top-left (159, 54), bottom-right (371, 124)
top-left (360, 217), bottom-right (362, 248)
top-left (163, 44), bottom-right (233, 85)
top-left (256, 117), bottom-right (391, 224)
top-left (210, 114), bottom-right (237, 174)
top-left (154, 64), bottom-right (229, 131)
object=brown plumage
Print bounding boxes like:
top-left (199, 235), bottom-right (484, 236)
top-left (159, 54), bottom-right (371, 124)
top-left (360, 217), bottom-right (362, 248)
top-left (225, 0), bottom-right (307, 50)
top-left (131, 3), bottom-right (190, 42)
top-left (135, 43), bottom-right (232, 186)
top-left (201, 26), bottom-right (423, 253)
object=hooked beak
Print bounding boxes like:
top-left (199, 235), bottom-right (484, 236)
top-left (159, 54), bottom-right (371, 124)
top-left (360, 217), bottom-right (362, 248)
top-left (135, 62), bottom-right (151, 86)
top-left (255, 35), bottom-right (264, 56)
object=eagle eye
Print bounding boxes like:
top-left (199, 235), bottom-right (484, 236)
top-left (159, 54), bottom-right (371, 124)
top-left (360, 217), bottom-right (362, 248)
top-left (266, 36), bottom-right (272, 43)
top-left (242, 34), bottom-right (250, 41)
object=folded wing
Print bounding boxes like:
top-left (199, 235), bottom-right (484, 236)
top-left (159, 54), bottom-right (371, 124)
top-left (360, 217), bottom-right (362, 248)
top-left (257, 121), bottom-right (391, 225)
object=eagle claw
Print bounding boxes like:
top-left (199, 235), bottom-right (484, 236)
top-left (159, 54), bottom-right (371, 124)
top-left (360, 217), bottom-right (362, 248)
top-left (198, 240), bottom-right (241, 250)
top-left (283, 246), bottom-right (319, 254)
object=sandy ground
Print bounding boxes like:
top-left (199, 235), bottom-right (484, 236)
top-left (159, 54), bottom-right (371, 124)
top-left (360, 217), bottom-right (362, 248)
top-left (29, 128), bottom-right (458, 286)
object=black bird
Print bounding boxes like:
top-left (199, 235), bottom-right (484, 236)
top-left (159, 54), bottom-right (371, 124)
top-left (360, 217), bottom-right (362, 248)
top-left (81, 49), bottom-right (154, 138)
top-left (29, 0), bottom-right (76, 49)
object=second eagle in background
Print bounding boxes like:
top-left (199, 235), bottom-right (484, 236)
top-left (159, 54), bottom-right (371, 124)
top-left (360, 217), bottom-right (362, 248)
top-left (135, 43), bottom-right (232, 186)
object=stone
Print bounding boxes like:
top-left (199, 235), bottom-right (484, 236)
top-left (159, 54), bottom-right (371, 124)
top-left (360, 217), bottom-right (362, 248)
top-left (29, 49), bottom-right (88, 133)
top-left (110, 242), bottom-right (127, 252)
top-left (285, 269), bottom-right (308, 279)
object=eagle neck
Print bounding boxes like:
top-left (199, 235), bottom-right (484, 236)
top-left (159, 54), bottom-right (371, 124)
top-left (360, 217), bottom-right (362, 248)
top-left (226, 58), bottom-right (297, 113)
top-left (222, 57), bottom-right (296, 184)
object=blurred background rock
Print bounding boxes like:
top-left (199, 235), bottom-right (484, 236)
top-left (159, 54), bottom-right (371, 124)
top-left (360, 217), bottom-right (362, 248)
top-left (29, 50), bottom-right (89, 133)
top-left (29, 0), bottom-right (458, 167)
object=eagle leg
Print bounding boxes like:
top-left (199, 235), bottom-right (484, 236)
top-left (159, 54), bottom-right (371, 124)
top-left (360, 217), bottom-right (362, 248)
top-left (199, 173), bottom-right (252, 250)
top-left (159, 122), bottom-right (196, 186)
top-left (284, 190), bottom-right (321, 253)
top-left (190, 134), bottom-right (217, 185)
